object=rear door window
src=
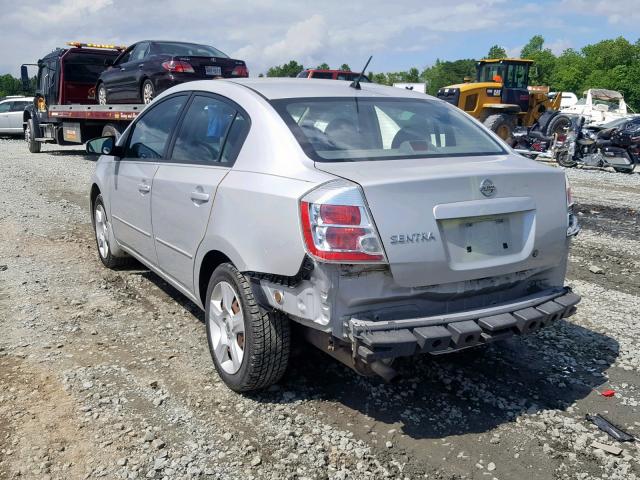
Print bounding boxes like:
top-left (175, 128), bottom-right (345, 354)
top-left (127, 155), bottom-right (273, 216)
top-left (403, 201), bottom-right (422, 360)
top-left (170, 95), bottom-right (237, 165)
top-left (125, 95), bottom-right (187, 159)
top-left (10, 101), bottom-right (30, 112)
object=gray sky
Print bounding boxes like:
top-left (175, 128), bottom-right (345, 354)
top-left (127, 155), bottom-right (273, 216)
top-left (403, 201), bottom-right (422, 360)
top-left (2, 0), bottom-right (639, 77)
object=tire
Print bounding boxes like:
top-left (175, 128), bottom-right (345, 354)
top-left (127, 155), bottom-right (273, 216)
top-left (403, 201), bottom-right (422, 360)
top-left (25, 118), bottom-right (41, 153)
top-left (484, 113), bottom-right (516, 143)
top-left (141, 79), bottom-right (155, 105)
top-left (101, 123), bottom-right (122, 141)
top-left (97, 83), bottom-right (108, 105)
top-left (205, 263), bottom-right (290, 392)
top-left (545, 113), bottom-right (572, 137)
top-left (556, 151), bottom-right (577, 168)
top-left (92, 194), bottom-right (130, 268)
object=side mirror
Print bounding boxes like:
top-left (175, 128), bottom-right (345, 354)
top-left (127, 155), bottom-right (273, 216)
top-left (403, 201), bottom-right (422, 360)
top-left (104, 58), bottom-right (114, 67)
top-left (86, 136), bottom-right (123, 157)
top-left (20, 65), bottom-right (30, 91)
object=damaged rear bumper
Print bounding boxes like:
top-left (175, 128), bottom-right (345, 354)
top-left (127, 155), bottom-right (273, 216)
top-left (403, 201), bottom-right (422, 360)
top-left (349, 288), bottom-right (580, 362)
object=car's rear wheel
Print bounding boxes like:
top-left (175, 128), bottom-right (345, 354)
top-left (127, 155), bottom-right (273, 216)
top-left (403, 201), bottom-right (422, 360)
top-left (205, 263), bottom-right (290, 392)
top-left (141, 80), bottom-right (155, 105)
top-left (25, 118), bottom-right (41, 153)
top-left (97, 83), bottom-right (108, 105)
top-left (92, 194), bottom-right (130, 268)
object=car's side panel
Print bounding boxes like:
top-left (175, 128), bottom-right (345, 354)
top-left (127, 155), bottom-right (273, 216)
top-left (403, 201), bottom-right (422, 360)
top-left (152, 164), bottom-right (228, 292)
top-left (194, 170), bottom-right (315, 292)
top-left (110, 161), bottom-right (159, 264)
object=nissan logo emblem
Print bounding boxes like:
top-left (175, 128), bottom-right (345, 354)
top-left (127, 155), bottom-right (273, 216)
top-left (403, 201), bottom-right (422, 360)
top-left (480, 179), bottom-right (496, 197)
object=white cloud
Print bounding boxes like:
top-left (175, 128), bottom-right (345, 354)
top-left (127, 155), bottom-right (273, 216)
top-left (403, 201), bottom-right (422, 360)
top-left (560, 0), bottom-right (640, 25)
top-left (0, 0), bottom-right (635, 77)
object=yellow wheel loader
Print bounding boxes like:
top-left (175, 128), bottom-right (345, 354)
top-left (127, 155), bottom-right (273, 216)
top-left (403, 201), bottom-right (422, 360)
top-left (437, 59), bottom-right (568, 142)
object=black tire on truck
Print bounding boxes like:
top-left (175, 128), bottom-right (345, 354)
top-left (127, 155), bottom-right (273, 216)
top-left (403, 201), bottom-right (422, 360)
top-left (484, 113), bottom-right (516, 143)
top-left (101, 123), bottom-right (122, 141)
top-left (25, 117), bottom-right (41, 153)
top-left (205, 263), bottom-right (290, 392)
top-left (545, 113), bottom-right (572, 137)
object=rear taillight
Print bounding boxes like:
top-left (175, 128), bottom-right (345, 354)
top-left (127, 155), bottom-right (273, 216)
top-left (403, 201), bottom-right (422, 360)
top-left (300, 180), bottom-right (386, 263)
top-left (232, 65), bottom-right (249, 77)
top-left (162, 60), bottom-right (195, 73)
top-left (556, 133), bottom-right (567, 142)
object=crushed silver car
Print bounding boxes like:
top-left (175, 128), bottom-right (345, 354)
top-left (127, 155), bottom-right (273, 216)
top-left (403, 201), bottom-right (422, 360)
top-left (88, 78), bottom-right (580, 392)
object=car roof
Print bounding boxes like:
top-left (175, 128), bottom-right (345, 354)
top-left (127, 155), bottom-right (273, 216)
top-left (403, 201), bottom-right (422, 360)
top-left (0, 97), bottom-right (33, 102)
top-left (221, 78), bottom-right (431, 100)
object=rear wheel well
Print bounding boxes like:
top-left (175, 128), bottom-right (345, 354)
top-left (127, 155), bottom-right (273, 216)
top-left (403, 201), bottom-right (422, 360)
top-left (90, 184), bottom-right (101, 216)
top-left (199, 250), bottom-right (232, 306)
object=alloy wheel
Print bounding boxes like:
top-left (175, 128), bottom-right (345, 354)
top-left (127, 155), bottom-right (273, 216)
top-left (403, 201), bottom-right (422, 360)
top-left (208, 281), bottom-right (245, 374)
top-left (143, 83), bottom-right (154, 104)
top-left (98, 86), bottom-right (107, 105)
top-left (94, 204), bottom-right (110, 259)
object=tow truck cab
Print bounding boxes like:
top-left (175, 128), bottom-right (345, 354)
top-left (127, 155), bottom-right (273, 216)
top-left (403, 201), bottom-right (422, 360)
top-left (21, 42), bottom-right (142, 152)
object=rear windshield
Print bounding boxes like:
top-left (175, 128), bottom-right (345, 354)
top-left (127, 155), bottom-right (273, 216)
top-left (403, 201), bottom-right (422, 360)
top-left (152, 42), bottom-right (228, 58)
top-left (272, 97), bottom-right (505, 162)
top-left (63, 52), bottom-right (116, 83)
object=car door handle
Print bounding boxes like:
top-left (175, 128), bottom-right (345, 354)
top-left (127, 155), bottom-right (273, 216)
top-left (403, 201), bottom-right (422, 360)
top-left (138, 183), bottom-right (151, 193)
top-left (120, 67), bottom-right (126, 71)
top-left (190, 191), bottom-right (210, 202)
top-left (138, 64), bottom-right (144, 68)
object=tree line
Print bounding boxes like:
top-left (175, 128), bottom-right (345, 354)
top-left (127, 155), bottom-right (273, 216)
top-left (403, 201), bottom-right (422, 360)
top-left (264, 35), bottom-right (640, 111)
top-left (3, 35), bottom-right (639, 111)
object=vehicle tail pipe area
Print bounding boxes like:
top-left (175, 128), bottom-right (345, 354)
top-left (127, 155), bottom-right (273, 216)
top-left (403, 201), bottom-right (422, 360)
top-left (302, 328), bottom-right (398, 383)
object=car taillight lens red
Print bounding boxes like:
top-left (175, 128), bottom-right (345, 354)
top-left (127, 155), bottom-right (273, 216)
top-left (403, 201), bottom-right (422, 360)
top-left (162, 60), bottom-right (195, 73)
top-left (325, 227), bottom-right (366, 250)
top-left (556, 134), bottom-right (567, 142)
top-left (232, 65), bottom-right (249, 77)
top-left (319, 204), bottom-right (361, 225)
top-left (299, 181), bottom-right (386, 263)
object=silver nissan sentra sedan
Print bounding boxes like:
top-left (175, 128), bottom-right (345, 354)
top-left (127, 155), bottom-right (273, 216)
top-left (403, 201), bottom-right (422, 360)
top-left (87, 78), bottom-right (580, 392)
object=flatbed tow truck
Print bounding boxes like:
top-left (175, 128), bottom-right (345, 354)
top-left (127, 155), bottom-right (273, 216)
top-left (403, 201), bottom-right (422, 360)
top-left (21, 42), bottom-right (144, 153)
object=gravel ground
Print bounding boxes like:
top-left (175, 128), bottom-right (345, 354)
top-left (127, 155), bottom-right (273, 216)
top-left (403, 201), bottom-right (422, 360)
top-left (1, 137), bottom-right (639, 480)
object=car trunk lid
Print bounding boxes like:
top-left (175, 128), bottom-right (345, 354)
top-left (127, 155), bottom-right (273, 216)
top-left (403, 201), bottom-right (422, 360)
top-left (171, 56), bottom-right (247, 78)
top-left (315, 155), bottom-right (568, 288)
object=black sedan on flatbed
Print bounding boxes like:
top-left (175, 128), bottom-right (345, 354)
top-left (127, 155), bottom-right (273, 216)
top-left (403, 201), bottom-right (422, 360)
top-left (96, 40), bottom-right (248, 105)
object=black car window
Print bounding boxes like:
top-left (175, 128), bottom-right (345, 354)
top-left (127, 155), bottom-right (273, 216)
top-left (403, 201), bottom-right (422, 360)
top-left (220, 112), bottom-right (249, 164)
top-left (152, 42), bottom-right (228, 58)
top-left (310, 72), bottom-right (334, 79)
top-left (115, 48), bottom-right (133, 66)
top-left (131, 42), bottom-right (149, 62)
top-left (171, 95), bottom-right (237, 165)
top-left (125, 95), bottom-right (186, 160)
top-left (0, 102), bottom-right (10, 113)
top-left (10, 101), bottom-right (30, 112)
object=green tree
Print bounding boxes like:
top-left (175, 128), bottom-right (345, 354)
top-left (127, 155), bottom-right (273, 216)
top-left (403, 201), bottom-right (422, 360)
top-left (420, 59), bottom-right (477, 95)
top-left (520, 35), bottom-right (556, 85)
top-left (316, 62), bottom-right (330, 70)
top-left (0, 74), bottom-right (27, 98)
top-left (486, 45), bottom-right (507, 59)
top-left (266, 60), bottom-right (304, 77)
top-left (340, 63), bottom-right (351, 71)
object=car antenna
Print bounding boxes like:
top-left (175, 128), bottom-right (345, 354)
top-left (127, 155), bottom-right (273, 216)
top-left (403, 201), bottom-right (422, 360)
top-left (350, 56), bottom-right (372, 90)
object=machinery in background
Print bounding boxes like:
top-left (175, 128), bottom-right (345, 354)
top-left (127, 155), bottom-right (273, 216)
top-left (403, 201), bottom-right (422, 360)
top-left (437, 58), bottom-right (569, 142)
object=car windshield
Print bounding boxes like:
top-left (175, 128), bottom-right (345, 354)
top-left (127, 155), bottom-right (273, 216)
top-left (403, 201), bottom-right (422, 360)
top-left (272, 97), bottom-right (506, 162)
top-left (153, 42), bottom-right (228, 58)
